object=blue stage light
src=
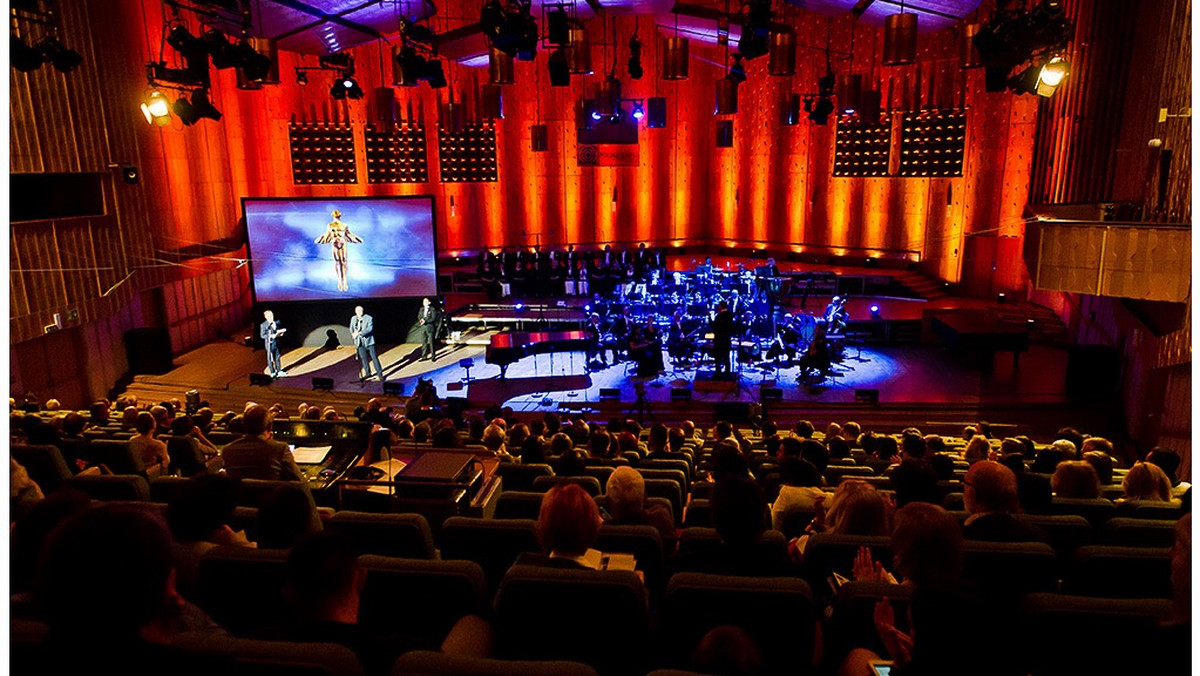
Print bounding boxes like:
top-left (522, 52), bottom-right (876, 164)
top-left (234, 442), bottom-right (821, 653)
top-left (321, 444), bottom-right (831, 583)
top-left (515, 302), bottom-right (524, 311)
top-left (632, 102), bottom-right (645, 120)
top-left (591, 110), bottom-right (602, 121)
top-left (584, 304), bottom-right (591, 312)
top-left (870, 304), bottom-right (880, 313)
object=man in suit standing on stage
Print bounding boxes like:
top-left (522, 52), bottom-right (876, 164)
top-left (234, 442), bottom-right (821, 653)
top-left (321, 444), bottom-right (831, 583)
top-left (418, 297), bottom-right (442, 361)
top-left (711, 301), bottom-right (734, 376)
top-left (350, 306), bottom-right (385, 382)
top-left (260, 310), bottom-right (286, 378)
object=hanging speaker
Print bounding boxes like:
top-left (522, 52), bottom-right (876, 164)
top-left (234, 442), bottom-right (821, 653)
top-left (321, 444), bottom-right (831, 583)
top-left (883, 13), bottom-right (918, 65)
top-left (716, 119), bottom-right (733, 147)
top-left (960, 23), bottom-right (983, 68)
top-left (549, 47), bottom-right (571, 86)
top-left (392, 43), bottom-right (419, 86)
top-left (567, 26), bottom-right (592, 74)
top-left (489, 46), bottom-right (515, 84)
top-left (647, 96), bottom-right (667, 128)
top-left (781, 92), bottom-right (801, 126)
top-left (715, 78), bottom-right (738, 115)
top-left (531, 124), bottom-right (548, 151)
top-left (860, 89), bottom-right (882, 124)
top-left (767, 31), bottom-right (796, 76)
top-left (837, 73), bottom-right (863, 113)
top-left (480, 84), bottom-right (503, 119)
top-left (662, 36), bottom-right (689, 80)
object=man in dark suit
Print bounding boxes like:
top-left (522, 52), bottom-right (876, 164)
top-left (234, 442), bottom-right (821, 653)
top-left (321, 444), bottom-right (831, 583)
top-left (350, 306), bottom-right (385, 382)
top-left (417, 297), bottom-right (441, 361)
top-left (260, 310), bottom-right (286, 377)
top-left (221, 404), bottom-right (305, 481)
top-left (710, 300), bottom-right (734, 375)
top-left (962, 460), bottom-right (1050, 543)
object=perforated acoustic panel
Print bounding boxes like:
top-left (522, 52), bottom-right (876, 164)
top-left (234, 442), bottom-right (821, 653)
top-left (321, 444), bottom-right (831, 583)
top-left (834, 118), bottom-right (892, 177)
top-left (898, 110), bottom-right (966, 177)
top-left (364, 124), bottom-right (429, 184)
top-left (289, 122), bottom-right (357, 185)
top-left (437, 123), bottom-right (498, 183)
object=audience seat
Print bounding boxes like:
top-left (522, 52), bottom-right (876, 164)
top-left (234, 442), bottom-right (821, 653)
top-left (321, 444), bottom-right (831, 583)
top-left (827, 580), bottom-right (915, 665)
top-left (392, 650), bottom-right (598, 676)
top-left (65, 474), bottom-right (151, 502)
top-left (1103, 517), bottom-right (1178, 548)
top-left (495, 491), bottom-right (550, 520)
top-left (824, 465), bottom-right (875, 485)
top-left (962, 541), bottom-right (1058, 596)
top-left (594, 523), bottom-right (667, 603)
top-left (582, 466), bottom-right (616, 488)
top-left (662, 572), bottom-right (816, 674)
top-left (1064, 545), bottom-right (1173, 598)
top-left (1020, 593), bottom-right (1180, 676)
top-left (88, 438), bottom-right (152, 477)
top-left (682, 499), bottom-right (712, 528)
top-left (637, 468), bottom-right (689, 497)
top-left (149, 475), bottom-right (193, 504)
top-left (1116, 500), bottom-right (1183, 520)
top-left (673, 527), bottom-right (787, 570)
top-left (357, 556), bottom-right (490, 647)
top-left (171, 631), bottom-right (365, 676)
top-left (494, 564), bottom-right (648, 674)
top-left (801, 534), bottom-right (892, 598)
top-left (1048, 497), bottom-right (1116, 528)
top-left (942, 492), bottom-right (965, 510)
top-left (197, 546), bottom-right (291, 635)
top-left (531, 475), bottom-right (603, 497)
top-left (1014, 513), bottom-right (1093, 557)
top-left (237, 479), bottom-right (323, 532)
top-left (495, 463), bottom-right (554, 492)
top-left (439, 517), bottom-right (541, 593)
top-left (643, 478), bottom-right (684, 527)
top-left (11, 444), bottom-right (74, 493)
top-left (327, 511), bottom-right (436, 559)
top-left (639, 458), bottom-right (692, 483)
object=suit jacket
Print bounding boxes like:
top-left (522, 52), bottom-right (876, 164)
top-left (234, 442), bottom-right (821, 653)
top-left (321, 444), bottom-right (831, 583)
top-left (418, 305), bottom-right (441, 333)
top-left (221, 435), bottom-right (305, 482)
top-left (350, 314), bottom-right (375, 348)
top-left (260, 320), bottom-right (280, 345)
top-left (962, 512), bottom-right (1051, 544)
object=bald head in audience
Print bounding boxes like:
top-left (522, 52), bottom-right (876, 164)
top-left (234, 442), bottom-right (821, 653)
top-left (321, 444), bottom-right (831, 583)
top-left (242, 404), bottom-right (273, 436)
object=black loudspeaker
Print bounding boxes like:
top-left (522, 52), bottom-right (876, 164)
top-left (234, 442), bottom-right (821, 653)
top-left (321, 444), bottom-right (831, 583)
top-left (761, 387), bottom-right (783, 402)
top-left (647, 96), bottom-right (667, 128)
top-left (713, 401), bottom-right (751, 424)
top-left (383, 381), bottom-right (405, 396)
top-left (531, 124), bottom-right (548, 152)
top-left (716, 120), bottom-right (734, 147)
top-left (1065, 345), bottom-right (1121, 401)
top-left (599, 387), bottom-right (621, 400)
top-left (854, 388), bottom-right (880, 405)
top-left (670, 387), bottom-right (692, 401)
top-left (548, 48), bottom-right (570, 86)
top-left (249, 373), bottom-right (274, 386)
top-left (312, 377), bottom-right (335, 391)
top-left (121, 166), bottom-right (139, 184)
top-left (546, 9), bottom-right (569, 44)
top-left (781, 93), bottom-right (801, 126)
top-left (124, 328), bottom-right (173, 375)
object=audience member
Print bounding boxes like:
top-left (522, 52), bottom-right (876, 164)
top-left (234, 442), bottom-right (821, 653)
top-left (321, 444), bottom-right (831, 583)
top-left (962, 435), bottom-right (990, 465)
top-left (1050, 460), bottom-right (1101, 499)
top-left (257, 483), bottom-right (321, 549)
top-left (129, 410), bottom-right (169, 469)
top-left (999, 453), bottom-right (1052, 514)
top-left (1147, 447), bottom-right (1185, 488)
top-left (220, 404), bottom-right (304, 481)
top-left (166, 474), bottom-right (255, 595)
top-left (770, 457), bottom-right (826, 531)
top-left (518, 483), bottom-right (603, 568)
top-left (678, 477), bottom-right (789, 577)
top-left (889, 458), bottom-right (939, 506)
top-left (691, 625), bottom-right (765, 676)
top-left (1082, 450), bottom-right (1115, 486)
top-left (961, 461), bottom-right (1048, 543)
top-left (1120, 461), bottom-right (1175, 503)
top-left (603, 466), bottom-right (674, 544)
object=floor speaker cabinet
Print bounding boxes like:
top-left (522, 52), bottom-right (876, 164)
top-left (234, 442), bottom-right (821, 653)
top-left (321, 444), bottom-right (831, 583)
top-left (124, 328), bottom-right (173, 375)
top-left (854, 388), bottom-right (880, 405)
top-left (670, 387), bottom-right (692, 401)
top-left (312, 377), bottom-right (335, 391)
top-left (599, 387), bottom-right (621, 400)
top-left (760, 387), bottom-right (783, 402)
top-left (249, 373), bottom-right (274, 386)
top-left (1065, 345), bottom-right (1121, 401)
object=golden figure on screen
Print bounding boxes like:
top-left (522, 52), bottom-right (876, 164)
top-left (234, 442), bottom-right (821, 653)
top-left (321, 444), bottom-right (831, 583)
top-left (314, 209), bottom-right (363, 292)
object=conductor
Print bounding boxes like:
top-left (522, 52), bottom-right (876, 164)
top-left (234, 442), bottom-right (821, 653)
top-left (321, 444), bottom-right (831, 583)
top-left (710, 301), bottom-right (734, 376)
top-left (260, 310), bottom-right (286, 378)
top-left (350, 306), bottom-right (385, 382)
top-left (418, 297), bottom-right (442, 361)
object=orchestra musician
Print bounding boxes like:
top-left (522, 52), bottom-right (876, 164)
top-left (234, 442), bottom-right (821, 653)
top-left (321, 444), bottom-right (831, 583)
top-left (584, 313), bottom-right (608, 368)
top-left (629, 317), bottom-right (664, 377)
top-left (799, 322), bottom-right (833, 382)
top-left (610, 306), bottom-right (633, 361)
top-left (824, 295), bottom-right (849, 334)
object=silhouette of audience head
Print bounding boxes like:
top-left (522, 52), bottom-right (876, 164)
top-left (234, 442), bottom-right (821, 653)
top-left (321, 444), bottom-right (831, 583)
top-left (242, 404), bottom-right (273, 436)
top-left (691, 625), bottom-right (765, 676)
top-left (1051, 460), bottom-right (1101, 499)
top-left (711, 477), bottom-right (766, 546)
top-left (606, 466), bottom-right (649, 521)
top-left (536, 483), bottom-right (601, 557)
top-left (284, 531), bottom-right (364, 623)
top-left (1122, 461), bottom-right (1173, 502)
top-left (1146, 447), bottom-right (1182, 485)
top-left (258, 484), bottom-right (320, 549)
top-left (890, 458), bottom-right (939, 506)
top-left (964, 461), bottom-right (1020, 515)
top-left (827, 480), bottom-right (890, 536)
top-left (891, 502), bottom-right (963, 587)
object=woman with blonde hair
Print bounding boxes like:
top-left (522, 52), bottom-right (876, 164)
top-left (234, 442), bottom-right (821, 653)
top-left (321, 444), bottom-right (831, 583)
top-left (1120, 461), bottom-right (1175, 503)
top-left (1051, 460), bottom-right (1101, 499)
top-left (791, 479), bottom-right (890, 559)
top-left (963, 435), bottom-right (991, 465)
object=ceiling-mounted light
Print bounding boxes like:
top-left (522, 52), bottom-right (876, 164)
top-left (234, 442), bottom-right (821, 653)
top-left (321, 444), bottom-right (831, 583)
top-left (172, 95), bottom-right (200, 126)
top-left (35, 35), bottom-right (82, 72)
top-left (10, 33), bottom-right (44, 72)
top-left (628, 35), bottom-right (643, 80)
top-left (1011, 55), bottom-right (1069, 97)
top-left (191, 88), bottom-right (222, 121)
top-left (140, 90), bottom-right (172, 126)
top-left (662, 36), bottom-right (688, 80)
top-left (632, 101), bottom-right (645, 121)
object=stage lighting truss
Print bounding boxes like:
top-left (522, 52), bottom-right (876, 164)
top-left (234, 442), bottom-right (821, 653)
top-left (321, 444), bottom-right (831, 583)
top-left (588, 97), bottom-right (646, 125)
top-left (10, 1), bottom-right (84, 74)
top-left (480, 0), bottom-right (538, 60)
top-left (392, 41), bottom-right (449, 89)
top-left (973, 0), bottom-right (1074, 95)
top-left (140, 60), bottom-right (225, 126)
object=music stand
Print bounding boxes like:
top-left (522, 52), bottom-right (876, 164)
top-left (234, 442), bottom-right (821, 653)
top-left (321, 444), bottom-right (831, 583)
top-left (459, 358), bottom-right (475, 385)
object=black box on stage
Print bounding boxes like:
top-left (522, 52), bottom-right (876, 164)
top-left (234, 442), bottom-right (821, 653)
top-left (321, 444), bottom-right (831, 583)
top-left (249, 373), bottom-right (273, 386)
top-left (383, 381), bottom-right (405, 396)
top-left (761, 387), bottom-right (783, 402)
top-left (599, 387), bottom-right (621, 400)
top-left (854, 388), bottom-right (879, 405)
top-left (713, 401), bottom-right (752, 424)
top-left (312, 377), bottom-right (335, 391)
top-left (670, 387), bottom-right (692, 401)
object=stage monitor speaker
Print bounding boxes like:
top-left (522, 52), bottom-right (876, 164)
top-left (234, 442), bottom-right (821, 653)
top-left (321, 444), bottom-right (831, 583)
top-left (383, 381), bottom-right (405, 396)
top-left (647, 96), bottom-right (667, 128)
top-left (185, 389), bottom-right (200, 414)
top-left (1066, 345), bottom-right (1121, 400)
top-left (249, 373), bottom-right (274, 386)
top-left (599, 387), bottom-right (621, 400)
top-left (124, 328), bottom-right (174, 375)
top-left (670, 387), bottom-right (692, 401)
top-left (713, 401), bottom-right (751, 424)
top-left (761, 386), bottom-right (783, 402)
top-left (312, 377), bottom-right (335, 391)
top-left (854, 388), bottom-right (880, 405)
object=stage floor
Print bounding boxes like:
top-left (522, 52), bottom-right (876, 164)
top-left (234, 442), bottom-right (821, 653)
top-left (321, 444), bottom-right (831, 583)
top-left (141, 335), bottom-right (1071, 414)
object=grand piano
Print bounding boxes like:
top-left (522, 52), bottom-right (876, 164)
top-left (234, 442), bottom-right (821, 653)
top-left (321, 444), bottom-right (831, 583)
top-left (485, 330), bottom-right (593, 380)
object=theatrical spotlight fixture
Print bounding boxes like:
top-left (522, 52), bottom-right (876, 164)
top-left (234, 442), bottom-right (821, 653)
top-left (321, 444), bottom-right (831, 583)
top-left (172, 94), bottom-right (200, 126)
top-left (628, 35), bottom-right (644, 80)
top-left (140, 91), bottom-right (172, 126)
top-left (34, 35), bottom-right (82, 72)
top-left (190, 88), bottom-right (222, 121)
top-left (805, 96), bottom-right (834, 125)
top-left (331, 74), bottom-right (364, 100)
top-left (1034, 55), bottom-right (1069, 95)
top-left (632, 101), bottom-right (645, 121)
top-left (974, 0), bottom-right (1074, 92)
top-left (480, 0), bottom-right (538, 60)
top-left (296, 70), bottom-right (308, 85)
top-left (737, 0), bottom-right (774, 60)
top-left (11, 33), bottom-right (44, 72)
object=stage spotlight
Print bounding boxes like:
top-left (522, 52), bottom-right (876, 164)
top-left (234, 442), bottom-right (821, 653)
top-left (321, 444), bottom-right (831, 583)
top-left (235, 40), bottom-right (273, 81)
top-left (1036, 56), bottom-right (1069, 93)
top-left (345, 76), bottom-right (364, 99)
top-left (632, 101), bottom-right (645, 121)
top-left (608, 110), bottom-right (623, 124)
top-left (584, 304), bottom-right (591, 312)
top-left (547, 7), bottom-right (569, 45)
top-left (591, 109), bottom-right (603, 121)
top-left (191, 88), bottom-right (222, 121)
top-left (202, 29), bottom-right (238, 69)
top-left (806, 97), bottom-right (834, 125)
top-left (548, 47), bottom-right (571, 86)
top-left (140, 91), bottom-right (172, 126)
top-left (869, 304), bottom-right (881, 319)
top-left (172, 95), bottom-right (200, 126)
top-left (514, 302), bottom-right (524, 311)
top-left (422, 60), bottom-right (447, 88)
top-left (628, 35), bottom-right (643, 79)
top-left (296, 70), bottom-right (308, 85)
top-left (11, 33), bottom-right (44, 72)
top-left (36, 36), bottom-right (82, 72)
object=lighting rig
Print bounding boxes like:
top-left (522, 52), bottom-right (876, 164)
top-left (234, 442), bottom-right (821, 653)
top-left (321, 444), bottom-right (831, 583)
top-left (480, 0), bottom-right (539, 60)
top-left (10, 0), bottom-right (83, 73)
top-left (973, 0), bottom-right (1074, 96)
top-left (392, 17), bottom-right (448, 89)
